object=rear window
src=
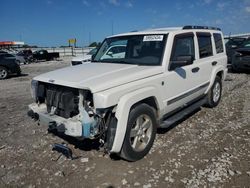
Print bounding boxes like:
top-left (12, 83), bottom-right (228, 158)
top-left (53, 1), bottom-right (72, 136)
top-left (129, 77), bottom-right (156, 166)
top-left (213, 33), bottom-right (224, 53)
top-left (197, 33), bottom-right (213, 58)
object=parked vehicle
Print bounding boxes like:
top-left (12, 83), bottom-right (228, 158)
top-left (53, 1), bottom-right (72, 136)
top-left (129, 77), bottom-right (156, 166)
top-left (33, 50), bottom-right (59, 61)
top-left (71, 48), bottom-right (97, 66)
top-left (100, 45), bottom-right (126, 60)
top-left (17, 50), bottom-right (33, 64)
top-left (225, 37), bottom-right (247, 63)
top-left (71, 45), bottom-right (126, 66)
top-left (0, 50), bottom-right (8, 54)
top-left (0, 53), bottom-right (26, 65)
top-left (0, 54), bottom-right (21, 79)
top-left (28, 26), bottom-right (227, 161)
top-left (231, 38), bottom-right (250, 72)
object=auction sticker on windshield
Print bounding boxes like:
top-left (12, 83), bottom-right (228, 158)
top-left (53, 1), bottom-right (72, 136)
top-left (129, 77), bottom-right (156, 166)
top-left (143, 35), bottom-right (164, 42)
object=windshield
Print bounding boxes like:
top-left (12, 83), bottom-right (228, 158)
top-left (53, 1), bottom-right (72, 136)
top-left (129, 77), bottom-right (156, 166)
top-left (93, 34), bottom-right (167, 66)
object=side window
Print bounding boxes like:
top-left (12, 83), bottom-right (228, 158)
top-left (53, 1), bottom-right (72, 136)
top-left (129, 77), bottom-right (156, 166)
top-left (170, 35), bottom-right (195, 62)
top-left (169, 34), bottom-right (195, 70)
top-left (213, 33), bottom-right (224, 53)
top-left (197, 33), bottom-right (213, 58)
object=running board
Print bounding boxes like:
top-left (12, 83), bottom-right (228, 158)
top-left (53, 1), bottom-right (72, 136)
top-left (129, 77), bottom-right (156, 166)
top-left (159, 98), bottom-right (207, 129)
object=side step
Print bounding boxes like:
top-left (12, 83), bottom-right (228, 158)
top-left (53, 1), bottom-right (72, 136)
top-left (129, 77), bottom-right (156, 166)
top-left (159, 98), bottom-right (207, 129)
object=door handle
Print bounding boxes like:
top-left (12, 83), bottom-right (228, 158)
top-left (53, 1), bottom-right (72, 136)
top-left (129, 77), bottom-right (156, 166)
top-left (212, 61), bottom-right (217, 66)
top-left (191, 67), bottom-right (200, 73)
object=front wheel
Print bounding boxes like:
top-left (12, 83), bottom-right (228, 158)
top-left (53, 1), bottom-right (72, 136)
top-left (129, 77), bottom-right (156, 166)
top-left (120, 103), bottom-right (157, 161)
top-left (205, 76), bottom-right (222, 108)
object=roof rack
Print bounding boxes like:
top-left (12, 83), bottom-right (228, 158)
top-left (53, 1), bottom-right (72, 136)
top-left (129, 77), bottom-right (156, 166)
top-left (146, 27), bottom-right (182, 31)
top-left (183, 25), bottom-right (221, 31)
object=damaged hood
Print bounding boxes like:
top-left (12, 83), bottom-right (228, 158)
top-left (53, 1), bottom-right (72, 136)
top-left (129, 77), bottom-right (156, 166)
top-left (34, 62), bottom-right (163, 93)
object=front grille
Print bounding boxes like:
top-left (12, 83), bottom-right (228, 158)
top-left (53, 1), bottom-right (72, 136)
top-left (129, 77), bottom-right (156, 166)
top-left (45, 84), bottom-right (79, 118)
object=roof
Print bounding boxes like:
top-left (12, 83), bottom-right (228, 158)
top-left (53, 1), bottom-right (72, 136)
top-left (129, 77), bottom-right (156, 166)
top-left (109, 25), bottom-right (222, 38)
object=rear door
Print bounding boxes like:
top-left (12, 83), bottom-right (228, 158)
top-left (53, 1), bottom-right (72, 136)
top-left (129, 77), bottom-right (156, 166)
top-left (193, 32), bottom-right (214, 95)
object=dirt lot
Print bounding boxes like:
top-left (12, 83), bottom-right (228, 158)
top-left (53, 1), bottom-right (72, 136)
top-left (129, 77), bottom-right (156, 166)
top-left (0, 59), bottom-right (249, 188)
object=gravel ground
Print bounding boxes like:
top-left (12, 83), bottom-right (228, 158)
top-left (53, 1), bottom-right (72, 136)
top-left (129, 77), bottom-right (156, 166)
top-left (0, 59), bottom-right (249, 188)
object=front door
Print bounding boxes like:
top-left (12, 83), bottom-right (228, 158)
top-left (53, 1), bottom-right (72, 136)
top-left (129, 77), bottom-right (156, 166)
top-left (163, 32), bottom-right (205, 114)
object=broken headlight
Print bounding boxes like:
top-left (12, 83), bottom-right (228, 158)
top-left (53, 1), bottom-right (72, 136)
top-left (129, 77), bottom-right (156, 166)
top-left (31, 79), bottom-right (38, 101)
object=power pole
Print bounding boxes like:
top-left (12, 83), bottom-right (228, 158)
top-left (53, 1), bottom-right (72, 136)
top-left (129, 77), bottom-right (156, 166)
top-left (88, 32), bottom-right (91, 46)
top-left (112, 20), bottom-right (114, 35)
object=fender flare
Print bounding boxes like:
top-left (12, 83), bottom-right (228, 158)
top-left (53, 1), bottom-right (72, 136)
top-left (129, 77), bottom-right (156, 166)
top-left (110, 87), bottom-right (163, 153)
top-left (205, 66), bottom-right (227, 94)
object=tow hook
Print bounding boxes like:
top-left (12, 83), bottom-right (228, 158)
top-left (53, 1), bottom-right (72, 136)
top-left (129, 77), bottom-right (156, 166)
top-left (52, 143), bottom-right (75, 160)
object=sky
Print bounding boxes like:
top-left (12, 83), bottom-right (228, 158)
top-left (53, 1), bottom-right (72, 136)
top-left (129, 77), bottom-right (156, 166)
top-left (1, 0), bottom-right (250, 47)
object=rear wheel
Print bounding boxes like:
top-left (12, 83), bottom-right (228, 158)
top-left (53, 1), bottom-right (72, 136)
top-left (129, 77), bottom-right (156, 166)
top-left (120, 103), bottom-right (157, 161)
top-left (0, 66), bottom-right (8, 79)
top-left (205, 76), bottom-right (222, 108)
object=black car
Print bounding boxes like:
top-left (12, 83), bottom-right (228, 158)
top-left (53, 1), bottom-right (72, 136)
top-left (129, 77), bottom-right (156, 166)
top-left (33, 50), bottom-right (59, 61)
top-left (231, 39), bottom-right (250, 72)
top-left (225, 37), bottom-right (247, 63)
top-left (0, 54), bottom-right (21, 79)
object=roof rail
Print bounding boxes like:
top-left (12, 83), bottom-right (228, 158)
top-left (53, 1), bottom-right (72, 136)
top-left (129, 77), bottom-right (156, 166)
top-left (183, 25), bottom-right (221, 31)
top-left (146, 27), bottom-right (182, 31)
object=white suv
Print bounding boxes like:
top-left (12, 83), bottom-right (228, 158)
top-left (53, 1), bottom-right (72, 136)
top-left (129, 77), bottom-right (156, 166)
top-left (28, 26), bottom-right (227, 161)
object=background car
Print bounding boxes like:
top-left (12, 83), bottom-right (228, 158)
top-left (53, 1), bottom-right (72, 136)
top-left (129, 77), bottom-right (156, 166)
top-left (0, 53), bottom-right (26, 65)
top-left (231, 38), bottom-right (250, 72)
top-left (0, 54), bottom-right (21, 79)
top-left (99, 45), bottom-right (126, 60)
top-left (71, 48), bottom-right (97, 66)
top-left (33, 50), bottom-right (59, 61)
top-left (225, 37), bottom-right (248, 63)
top-left (16, 50), bottom-right (33, 64)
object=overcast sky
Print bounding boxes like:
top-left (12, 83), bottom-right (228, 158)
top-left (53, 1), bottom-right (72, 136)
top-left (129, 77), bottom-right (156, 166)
top-left (1, 0), bottom-right (250, 47)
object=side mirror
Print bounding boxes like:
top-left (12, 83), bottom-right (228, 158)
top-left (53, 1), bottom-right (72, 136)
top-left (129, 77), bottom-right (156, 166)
top-left (107, 51), bottom-right (113, 56)
top-left (170, 55), bottom-right (194, 70)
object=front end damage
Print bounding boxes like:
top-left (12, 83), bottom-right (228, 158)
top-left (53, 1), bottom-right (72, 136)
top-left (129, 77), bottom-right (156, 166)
top-left (28, 80), bottom-right (116, 151)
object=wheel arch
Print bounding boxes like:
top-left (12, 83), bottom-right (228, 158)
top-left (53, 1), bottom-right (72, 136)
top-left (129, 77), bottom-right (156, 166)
top-left (0, 65), bottom-right (9, 71)
top-left (111, 87), bottom-right (163, 153)
top-left (205, 66), bottom-right (227, 94)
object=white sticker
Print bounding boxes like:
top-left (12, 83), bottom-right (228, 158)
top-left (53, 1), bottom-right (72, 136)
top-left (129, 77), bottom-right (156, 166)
top-left (143, 35), bottom-right (164, 42)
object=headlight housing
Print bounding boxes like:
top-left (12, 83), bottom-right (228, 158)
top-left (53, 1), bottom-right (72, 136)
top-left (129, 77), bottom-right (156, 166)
top-left (31, 80), bottom-right (38, 101)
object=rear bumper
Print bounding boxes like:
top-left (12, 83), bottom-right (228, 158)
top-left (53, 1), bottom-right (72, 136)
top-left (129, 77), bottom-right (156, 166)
top-left (28, 103), bottom-right (82, 137)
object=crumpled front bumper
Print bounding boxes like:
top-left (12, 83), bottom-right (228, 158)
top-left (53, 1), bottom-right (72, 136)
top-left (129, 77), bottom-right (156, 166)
top-left (28, 103), bottom-right (83, 137)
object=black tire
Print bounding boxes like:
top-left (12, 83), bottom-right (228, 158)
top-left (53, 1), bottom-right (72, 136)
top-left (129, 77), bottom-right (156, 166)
top-left (205, 76), bottom-right (222, 108)
top-left (120, 103), bottom-right (157, 161)
top-left (0, 66), bottom-right (8, 80)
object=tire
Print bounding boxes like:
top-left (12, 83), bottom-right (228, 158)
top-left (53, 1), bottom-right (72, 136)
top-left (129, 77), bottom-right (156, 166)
top-left (205, 76), bottom-right (222, 108)
top-left (120, 103), bottom-right (157, 161)
top-left (0, 66), bottom-right (8, 80)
